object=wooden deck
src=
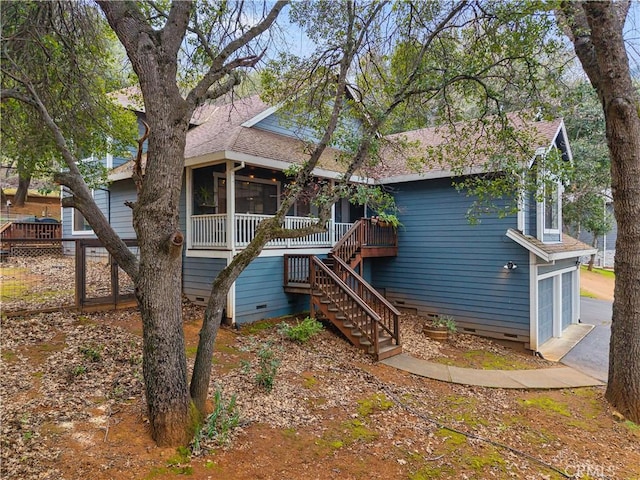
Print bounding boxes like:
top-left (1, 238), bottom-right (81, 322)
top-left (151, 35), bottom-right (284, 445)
top-left (284, 218), bottom-right (401, 360)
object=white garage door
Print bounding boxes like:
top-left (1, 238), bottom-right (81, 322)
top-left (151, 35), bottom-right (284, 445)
top-left (538, 277), bottom-right (554, 344)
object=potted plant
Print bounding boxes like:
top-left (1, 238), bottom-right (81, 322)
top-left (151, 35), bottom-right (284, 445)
top-left (377, 211), bottom-right (402, 229)
top-left (423, 314), bottom-right (456, 341)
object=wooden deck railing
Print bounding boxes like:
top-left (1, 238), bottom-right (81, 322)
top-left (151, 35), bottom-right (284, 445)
top-left (283, 253), bottom-right (312, 285)
top-left (331, 218), bottom-right (398, 265)
top-left (310, 255), bottom-right (381, 353)
top-left (0, 221), bottom-right (61, 241)
top-left (331, 254), bottom-right (400, 344)
top-left (331, 219), bottom-right (363, 264)
top-left (363, 219), bottom-right (398, 248)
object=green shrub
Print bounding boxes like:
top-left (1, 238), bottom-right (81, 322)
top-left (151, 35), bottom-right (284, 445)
top-left (432, 315), bottom-right (456, 333)
top-left (278, 317), bottom-right (324, 343)
top-left (255, 343), bottom-right (280, 392)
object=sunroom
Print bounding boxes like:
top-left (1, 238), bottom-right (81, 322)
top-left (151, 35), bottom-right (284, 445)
top-left (185, 161), bottom-right (363, 252)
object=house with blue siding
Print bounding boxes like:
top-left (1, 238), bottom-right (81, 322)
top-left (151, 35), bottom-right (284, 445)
top-left (63, 92), bottom-right (595, 357)
top-left (368, 118), bottom-right (596, 351)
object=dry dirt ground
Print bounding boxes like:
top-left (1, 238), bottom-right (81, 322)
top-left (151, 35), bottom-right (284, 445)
top-left (2, 271), bottom-right (638, 480)
top-left (579, 268), bottom-right (615, 302)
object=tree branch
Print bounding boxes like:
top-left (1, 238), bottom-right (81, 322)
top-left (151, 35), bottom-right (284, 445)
top-left (187, 1), bottom-right (288, 105)
top-left (133, 120), bottom-right (150, 193)
top-left (20, 76), bottom-right (139, 278)
top-left (0, 88), bottom-right (37, 106)
top-left (161, 1), bottom-right (194, 59)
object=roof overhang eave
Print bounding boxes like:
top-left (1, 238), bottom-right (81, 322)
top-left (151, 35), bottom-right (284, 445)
top-left (186, 149), bottom-right (375, 184)
top-left (506, 228), bottom-right (552, 261)
top-left (506, 228), bottom-right (597, 262)
top-left (377, 165), bottom-right (494, 185)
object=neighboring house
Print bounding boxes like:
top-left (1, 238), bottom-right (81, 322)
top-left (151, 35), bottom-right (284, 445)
top-left (570, 200), bottom-right (617, 269)
top-left (62, 92), bottom-right (595, 356)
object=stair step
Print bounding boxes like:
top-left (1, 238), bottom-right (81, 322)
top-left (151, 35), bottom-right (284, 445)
top-left (377, 345), bottom-right (403, 361)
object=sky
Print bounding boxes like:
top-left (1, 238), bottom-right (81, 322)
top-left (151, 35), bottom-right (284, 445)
top-left (274, 2), bottom-right (640, 80)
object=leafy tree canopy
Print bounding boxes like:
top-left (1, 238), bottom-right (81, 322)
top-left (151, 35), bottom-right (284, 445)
top-left (1, 1), bottom-right (137, 190)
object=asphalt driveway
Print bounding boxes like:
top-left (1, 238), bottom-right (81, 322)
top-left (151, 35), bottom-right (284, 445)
top-left (561, 297), bottom-right (612, 382)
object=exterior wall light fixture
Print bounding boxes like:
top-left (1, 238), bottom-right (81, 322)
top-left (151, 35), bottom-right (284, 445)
top-left (504, 261), bottom-right (517, 270)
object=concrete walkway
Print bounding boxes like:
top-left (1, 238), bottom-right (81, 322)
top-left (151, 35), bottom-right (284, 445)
top-left (381, 353), bottom-right (604, 389)
top-left (561, 298), bottom-right (612, 382)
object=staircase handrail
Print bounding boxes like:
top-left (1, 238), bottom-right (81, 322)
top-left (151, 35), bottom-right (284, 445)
top-left (330, 218), bottom-right (363, 264)
top-left (0, 221), bottom-right (13, 236)
top-left (331, 254), bottom-right (400, 342)
top-left (311, 256), bottom-right (381, 321)
top-left (311, 256), bottom-right (381, 351)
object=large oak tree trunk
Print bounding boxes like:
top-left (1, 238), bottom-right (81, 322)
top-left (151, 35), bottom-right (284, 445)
top-left (562, 1), bottom-right (640, 422)
top-left (97, 0), bottom-right (287, 445)
top-left (96, 1), bottom-right (199, 446)
top-left (132, 88), bottom-right (194, 445)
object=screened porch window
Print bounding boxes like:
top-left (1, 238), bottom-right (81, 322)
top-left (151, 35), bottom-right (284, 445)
top-left (191, 164), bottom-right (280, 215)
top-left (235, 177), bottom-right (278, 214)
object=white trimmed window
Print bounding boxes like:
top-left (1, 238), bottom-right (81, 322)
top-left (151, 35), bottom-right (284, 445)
top-left (543, 182), bottom-right (560, 234)
top-left (72, 191), bottom-right (94, 235)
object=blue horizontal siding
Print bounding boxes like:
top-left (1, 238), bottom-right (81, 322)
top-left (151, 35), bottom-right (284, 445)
top-left (538, 258), bottom-right (577, 276)
top-left (373, 178), bottom-right (530, 336)
top-left (254, 112), bottom-right (318, 142)
top-left (183, 257), bottom-right (227, 299)
top-left (109, 180), bottom-right (136, 238)
top-left (235, 256), bottom-right (308, 324)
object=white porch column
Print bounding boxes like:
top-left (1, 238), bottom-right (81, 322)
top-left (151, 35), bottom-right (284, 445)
top-left (185, 167), bottom-right (192, 248)
top-left (226, 160), bottom-right (236, 251)
top-left (330, 180), bottom-right (336, 245)
top-left (227, 281), bottom-right (236, 325)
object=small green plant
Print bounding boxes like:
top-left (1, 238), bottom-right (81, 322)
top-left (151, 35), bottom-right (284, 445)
top-left (79, 345), bottom-right (102, 362)
top-left (278, 317), bottom-right (324, 343)
top-left (192, 387), bottom-right (240, 454)
top-left (255, 343), bottom-right (280, 392)
top-left (432, 315), bottom-right (456, 332)
top-left (72, 365), bottom-right (87, 377)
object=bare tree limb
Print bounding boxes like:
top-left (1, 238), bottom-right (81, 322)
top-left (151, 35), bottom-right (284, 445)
top-left (187, 1), bottom-right (288, 105)
top-left (133, 120), bottom-right (150, 193)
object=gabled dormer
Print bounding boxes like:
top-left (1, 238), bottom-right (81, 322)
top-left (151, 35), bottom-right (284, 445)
top-left (518, 119), bottom-right (571, 244)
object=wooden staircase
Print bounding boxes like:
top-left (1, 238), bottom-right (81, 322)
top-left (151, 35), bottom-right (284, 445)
top-left (284, 219), bottom-right (401, 360)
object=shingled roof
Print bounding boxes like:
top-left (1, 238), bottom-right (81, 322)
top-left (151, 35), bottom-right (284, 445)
top-left (110, 86), bottom-right (224, 126)
top-left (110, 94), bottom-right (355, 181)
top-left (371, 116), bottom-right (564, 183)
top-left (109, 91), bottom-right (566, 185)
top-left (506, 228), bottom-right (596, 262)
